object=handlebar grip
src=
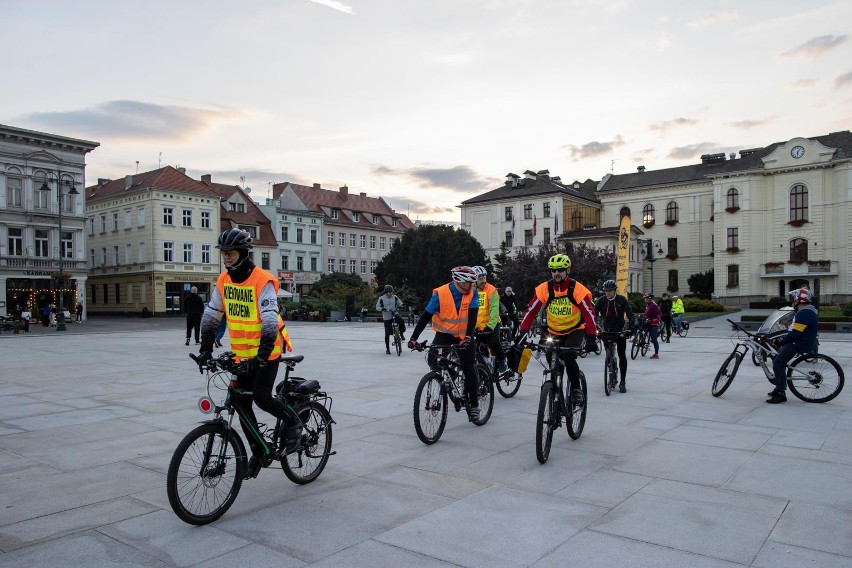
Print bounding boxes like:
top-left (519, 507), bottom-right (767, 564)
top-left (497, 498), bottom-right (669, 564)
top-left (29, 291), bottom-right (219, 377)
top-left (189, 353), bottom-right (199, 362)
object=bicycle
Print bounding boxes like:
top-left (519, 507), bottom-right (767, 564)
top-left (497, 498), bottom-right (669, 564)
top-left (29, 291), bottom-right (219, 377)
top-left (712, 319), bottom-right (844, 402)
top-left (527, 337), bottom-right (588, 464)
top-left (475, 326), bottom-right (523, 398)
top-left (630, 317), bottom-right (651, 360)
top-left (599, 330), bottom-right (629, 395)
top-left (411, 341), bottom-right (494, 444)
top-left (673, 316), bottom-right (690, 337)
top-left (659, 318), bottom-right (671, 343)
top-left (166, 352), bottom-right (335, 525)
top-left (390, 311), bottom-right (403, 356)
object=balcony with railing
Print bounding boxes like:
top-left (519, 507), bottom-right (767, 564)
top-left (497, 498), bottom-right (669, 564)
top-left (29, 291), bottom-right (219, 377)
top-left (761, 260), bottom-right (835, 277)
top-left (0, 256), bottom-right (88, 271)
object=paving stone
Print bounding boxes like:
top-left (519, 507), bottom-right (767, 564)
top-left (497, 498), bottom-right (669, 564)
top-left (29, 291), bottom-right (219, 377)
top-left (613, 439), bottom-right (753, 486)
top-left (752, 541), bottom-right (852, 568)
top-left (0, 530), bottom-right (168, 567)
top-left (769, 501), bottom-right (852, 557)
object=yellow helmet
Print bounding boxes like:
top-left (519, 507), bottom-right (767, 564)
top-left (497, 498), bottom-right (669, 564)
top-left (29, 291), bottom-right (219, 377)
top-left (547, 253), bottom-right (571, 270)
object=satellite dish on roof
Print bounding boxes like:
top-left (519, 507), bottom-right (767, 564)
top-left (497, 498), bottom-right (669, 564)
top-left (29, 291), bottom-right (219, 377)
top-left (244, 187), bottom-right (251, 193)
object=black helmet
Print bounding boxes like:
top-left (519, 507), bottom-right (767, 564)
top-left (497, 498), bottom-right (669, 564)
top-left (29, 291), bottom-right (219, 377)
top-left (384, 285), bottom-right (394, 292)
top-left (216, 229), bottom-right (253, 251)
top-left (602, 280), bottom-right (617, 291)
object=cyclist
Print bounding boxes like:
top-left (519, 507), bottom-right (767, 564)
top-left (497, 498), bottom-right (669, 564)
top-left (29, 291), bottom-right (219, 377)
top-left (472, 266), bottom-right (508, 374)
top-left (376, 284), bottom-right (406, 354)
top-left (197, 229), bottom-right (301, 479)
top-left (671, 295), bottom-right (685, 335)
top-left (516, 253), bottom-right (598, 405)
top-left (659, 292), bottom-right (673, 342)
top-left (642, 293), bottom-right (662, 359)
top-left (594, 280), bottom-right (635, 392)
top-left (407, 266), bottom-right (482, 421)
top-left (501, 286), bottom-right (520, 335)
top-left (767, 288), bottom-right (819, 404)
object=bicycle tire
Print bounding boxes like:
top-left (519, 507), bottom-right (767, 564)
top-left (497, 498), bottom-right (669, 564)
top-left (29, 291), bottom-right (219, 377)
top-left (641, 336), bottom-right (649, 357)
top-left (167, 422), bottom-right (245, 525)
top-left (660, 325), bottom-right (670, 343)
top-left (535, 381), bottom-right (556, 464)
top-left (394, 332), bottom-right (402, 356)
top-left (567, 371), bottom-right (587, 440)
top-left (712, 351), bottom-right (742, 397)
top-left (630, 337), bottom-right (640, 360)
top-left (495, 370), bottom-right (522, 398)
top-left (281, 402), bottom-right (333, 484)
top-left (786, 353), bottom-right (845, 403)
top-left (472, 363), bottom-right (494, 425)
top-left (681, 321), bottom-right (690, 337)
top-left (751, 350), bottom-right (763, 366)
top-left (603, 346), bottom-right (614, 396)
top-left (413, 372), bottom-right (448, 444)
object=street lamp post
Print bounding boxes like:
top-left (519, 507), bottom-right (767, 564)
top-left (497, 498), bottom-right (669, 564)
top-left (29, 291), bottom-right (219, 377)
top-left (39, 173), bottom-right (78, 332)
top-left (639, 239), bottom-right (664, 296)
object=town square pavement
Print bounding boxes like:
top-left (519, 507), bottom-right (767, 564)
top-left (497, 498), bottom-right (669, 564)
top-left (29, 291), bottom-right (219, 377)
top-left (1, 312), bottom-right (851, 567)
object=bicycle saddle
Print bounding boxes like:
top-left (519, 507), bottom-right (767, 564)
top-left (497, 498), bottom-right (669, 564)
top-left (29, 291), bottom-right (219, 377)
top-left (280, 354), bottom-right (305, 363)
top-left (286, 378), bottom-right (321, 394)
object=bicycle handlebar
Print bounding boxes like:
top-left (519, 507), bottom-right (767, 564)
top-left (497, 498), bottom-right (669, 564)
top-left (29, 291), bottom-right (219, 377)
top-left (190, 351), bottom-right (249, 374)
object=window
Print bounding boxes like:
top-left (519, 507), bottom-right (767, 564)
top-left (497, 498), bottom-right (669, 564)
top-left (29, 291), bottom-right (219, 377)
top-left (296, 228), bottom-right (303, 243)
top-left (327, 231), bottom-right (335, 245)
top-left (137, 207), bottom-right (145, 226)
top-left (726, 227), bottom-right (738, 250)
top-left (505, 231), bottom-right (513, 247)
top-left (339, 259), bottom-right (346, 272)
top-left (642, 203), bottom-right (655, 226)
top-left (668, 270), bottom-right (678, 290)
top-left (228, 202), bottom-right (245, 212)
top-left (115, 283), bottom-right (120, 304)
top-left (372, 215), bottom-right (379, 225)
top-left (125, 243), bottom-right (132, 264)
top-left (391, 218), bottom-right (398, 227)
top-left (112, 212), bottom-right (119, 231)
top-left (665, 201), bottom-right (679, 223)
top-left (101, 247), bottom-right (107, 266)
top-left (35, 230), bottom-right (49, 257)
top-left (790, 238), bottom-right (808, 262)
top-left (543, 228), bottom-right (551, 245)
top-left (61, 232), bottom-right (73, 259)
top-left (369, 236), bottom-right (376, 249)
top-left (7, 227), bottom-right (23, 255)
top-left (182, 209), bottom-right (192, 227)
top-left (504, 207), bottom-right (512, 222)
top-left (87, 218), bottom-right (95, 235)
top-left (34, 180), bottom-right (49, 208)
top-left (281, 226), bottom-right (289, 241)
top-left (90, 249), bottom-right (95, 266)
top-left (163, 242), bottom-right (174, 262)
top-left (201, 244), bottom-right (211, 264)
top-left (310, 257), bottom-right (317, 271)
top-left (524, 229), bottom-right (533, 246)
top-left (7, 177), bottom-right (22, 207)
top-left (790, 184), bottom-right (808, 222)
top-left (571, 211), bottom-right (582, 230)
top-left (100, 215), bottom-right (107, 233)
top-left (138, 242), bottom-right (146, 263)
top-left (370, 260), bottom-right (377, 273)
top-left (352, 212), bottom-right (360, 222)
top-left (183, 243), bottom-right (193, 263)
top-left (727, 265), bottom-right (739, 287)
top-left (543, 202), bottom-right (551, 218)
top-left (331, 209), bottom-right (339, 220)
top-left (163, 207), bottom-right (174, 225)
top-left (310, 230), bottom-right (317, 244)
top-left (360, 235), bottom-right (366, 248)
top-left (262, 252), bottom-right (270, 269)
top-left (201, 211), bottom-right (210, 229)
top-left (90, 284), bottom-right (96, 304)
top-left (281, 255), bottom-right (289, 269)
top-left (103, 283), bottom-right (109, 304)
top-left (726, 188), bottom-right (739, 209)
top-left (667, 238), bottom-right (678, 257)
top-left (113, 246), bottom-right (120, 265)
top-left (360, 260), bottom-right (367, 274)
top-left (338, 233), bottom-right (345, 246)
top-left (124, 210), bottom-right (132, 229)
top-left (380, 237), bottom-right (386, 250)
top-left (349, 233), bottom-right (356, 247)
top-left (523, 204), bottom-right (533, 219)
top-left (328, 259), bottom-right (335, 272)
top-left (238, 225), bottom-right (257, 238)
top-left (350, 260), bottom-right (356, 274)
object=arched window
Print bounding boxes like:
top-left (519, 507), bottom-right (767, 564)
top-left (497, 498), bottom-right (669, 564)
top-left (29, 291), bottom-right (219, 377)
top-left (642, 203), bottom-right (655, 227)
top-left (619, 206), bottom-right (631, 220)
top-left (571, 210), bottom-right (582, 230)
top-left (665, 201), bottom-right (679, 223)
top-left (726, 188), bottom-right (739, 210)
top-left (789, 184), bottom-right (808, 223)
top-left (789, 238), bottom-right (808, 263)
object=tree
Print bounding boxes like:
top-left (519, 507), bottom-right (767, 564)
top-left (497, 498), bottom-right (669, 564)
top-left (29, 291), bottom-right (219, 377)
top-left (687, 269), bottom-right (714, 298)
top-left (491, 241), bottom-right (511, 289)
top-left (305, 272), bottom-right (373, 313)
top-left (374, 225), bottom-right (490, 307)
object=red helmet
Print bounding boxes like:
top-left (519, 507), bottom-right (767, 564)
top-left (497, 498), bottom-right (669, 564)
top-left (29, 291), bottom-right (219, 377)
top-left (788, 288), bottom-right (813, 306)
top-left (450, 266), bottom-right (477, 283)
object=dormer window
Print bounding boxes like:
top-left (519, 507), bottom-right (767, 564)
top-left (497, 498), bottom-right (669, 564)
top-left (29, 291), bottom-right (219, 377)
top-left (238, 225), bottom-right (258, 238)
top-left (228, 202), bottom-right (245, 213)
top-left (352, 212), bottom-right (360, 222)
top-left (330, 209), bottom-right (339, 220)
top-left (372, 214), bottom-right (379, 225)
top-left (392, 218), bottom-right (398, 227)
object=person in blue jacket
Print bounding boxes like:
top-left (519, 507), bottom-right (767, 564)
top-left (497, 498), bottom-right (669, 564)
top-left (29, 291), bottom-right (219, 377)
top-left (768, 288), bottom-right (819, 404)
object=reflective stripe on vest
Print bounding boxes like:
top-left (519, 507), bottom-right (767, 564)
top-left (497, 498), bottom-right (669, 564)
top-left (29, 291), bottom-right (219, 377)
top-left (535, 280), bottom-right (582, 335)
top-left (431, 284), bottom-right (472, 338)
top-left (217, 268), bottom-right (284, 361)
top-left (476, 282), bottom-right (497, 330)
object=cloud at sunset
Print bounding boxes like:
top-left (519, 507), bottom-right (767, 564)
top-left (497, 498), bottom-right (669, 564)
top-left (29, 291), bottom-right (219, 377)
top-left (564, 135), bottom-right (627, 160)
top-left (782, 34), bottom-right (848, 58)
top-left (371, 164), bottom-right (499, 193)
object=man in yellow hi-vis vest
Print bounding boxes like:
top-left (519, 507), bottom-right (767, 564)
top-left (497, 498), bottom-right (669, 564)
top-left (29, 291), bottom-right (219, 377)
top-left (472, 266), bottom-right (508, 374)
top-left (197, 229), bottom-right (299, 480)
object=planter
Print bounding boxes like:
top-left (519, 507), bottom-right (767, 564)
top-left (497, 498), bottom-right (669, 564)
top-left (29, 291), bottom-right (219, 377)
top-left (664, 219), bottom-right (677, 226)
top-left (725, 247), bottom-right (740, 253)
top-left (666, 253), bottom-right (679, 260)
top-left (788, 219), bottom-right (808, 227)
top-left (725, 206), bottom-right (740, 213)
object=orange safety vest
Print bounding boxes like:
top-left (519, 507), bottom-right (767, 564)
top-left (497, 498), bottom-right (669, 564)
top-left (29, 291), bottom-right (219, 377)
top-left (217, 267), bottom-right (291, 361)
top-left (534, 279), bottom-right (591, 336)
top-left (475, 282), bottom-right (498, 330)
top-left (431, 283), bottom-right (473, 339)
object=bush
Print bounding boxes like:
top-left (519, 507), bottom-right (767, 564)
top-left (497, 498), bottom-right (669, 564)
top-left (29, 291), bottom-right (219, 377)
top-left (844, 302), bottom-right (852, 317)
top-left (749, 297), bottom-right (788, 309)
top-left (683, 298), bottom-right (725, 312)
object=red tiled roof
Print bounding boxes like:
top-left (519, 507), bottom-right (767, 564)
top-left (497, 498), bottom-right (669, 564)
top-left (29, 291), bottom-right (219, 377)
top-left (86, 166), bottom-right (218, 201)
top-left (201, 180), bottom-right (277, 247)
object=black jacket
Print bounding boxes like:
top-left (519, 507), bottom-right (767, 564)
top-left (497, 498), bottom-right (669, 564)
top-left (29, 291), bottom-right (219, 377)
top-left (185, 293), bottom-right (205, 317)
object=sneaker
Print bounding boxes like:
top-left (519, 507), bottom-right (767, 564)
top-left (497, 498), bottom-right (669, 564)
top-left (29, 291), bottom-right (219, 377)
top-left (570, 389), bottom-right (584, 405)
top-left (244, 455), bottom-right (262, 479)
top-left (650, 354), bottom-right (660, 359)
top-left (766, 390), bottom-right (787, 404)
top-left (386, 349), bottom-right (391, 355)
top-left (497, 358), bottom-right (508, 374)
top-left (195, 341), bottom-right (200, 345)
top-left (619, 381), bottom-right (626, 393)
top-left (185, 339), bottom-right (190, 346)
top-left (468, 406), bottom-right (481, 422)
top-left (283, 425), bottom-right (304, 454)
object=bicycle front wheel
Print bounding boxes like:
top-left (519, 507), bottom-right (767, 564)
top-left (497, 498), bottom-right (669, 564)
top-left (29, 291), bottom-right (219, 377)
top-left (394, 332), bottom-right (402, 356)
top-left (535, 381), bottom-right (556, 464)
top-left (495, 370), bottom-right (522, 398)
top-left (712, 351), bottom-right (742, 397)
top-left (640, 334), bottom-right (649, 357)
top-left (167, 422), bottom-right (245, 525)
top-left (681, 321), bottom-right (690, 337)
top-left (567, 371), bottom-right (587, 440)
top-left (787, 353), bottom-right (845, 403)
top-left (603, 349), bottom-right (613, 396)
top-left (630, 337), bottom-right (640, 360)
top-left (282, 401), bottom-right (333, 484)
top-left (472, 363), bottom-right (494, 425)
top-left (660, 325), bottom-right (670, 343)
top-left (413, 372), bottom-right (448, 444)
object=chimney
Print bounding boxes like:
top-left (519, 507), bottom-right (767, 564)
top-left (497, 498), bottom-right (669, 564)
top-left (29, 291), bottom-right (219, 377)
top-left (360, 192), bottom-right (366, 197)
top-left (729, 153), bottom-right (736, 160)
top-left (313, 183), bottom-right (321, 190)
top-left (124, 175), bottom-right (133, 190)
top-left (177, 167), bottom-right (186, 174)
top-left (201, 174), bottom-right (212, 183)
top-left (637, 166), bottom-right (646, 173)
top-left (339, 185), bottom-right (348, 199)
top-left (98, 178), bottom-right (110, 186)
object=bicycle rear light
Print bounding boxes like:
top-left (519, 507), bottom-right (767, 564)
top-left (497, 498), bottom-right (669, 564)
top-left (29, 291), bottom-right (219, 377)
top-left (198, 397), bottom-right (214, 414)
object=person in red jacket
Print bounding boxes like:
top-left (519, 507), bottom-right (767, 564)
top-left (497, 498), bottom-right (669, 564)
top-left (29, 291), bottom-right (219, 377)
top-left (642, 293), bottom-right (663, 359)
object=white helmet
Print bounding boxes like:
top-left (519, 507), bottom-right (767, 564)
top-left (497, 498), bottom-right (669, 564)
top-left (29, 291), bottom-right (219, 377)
top-left (472, 266), bottom-right (487, 278)
top-left (451, 266), bottom-right (477, 283)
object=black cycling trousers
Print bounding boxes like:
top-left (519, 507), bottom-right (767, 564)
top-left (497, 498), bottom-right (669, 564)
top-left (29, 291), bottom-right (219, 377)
top-left (383, 315), bottom-right (406, 346)
top-left (432, 332), bottom-right (479, 409)
top-left (542, 329), bottom-right (585, 394)
top-left (604, 334), bottom-right (628, 381)
top-left (478, 328), bottom-right (506, 361)
top-left (233, 360), bottom-right (299, 454)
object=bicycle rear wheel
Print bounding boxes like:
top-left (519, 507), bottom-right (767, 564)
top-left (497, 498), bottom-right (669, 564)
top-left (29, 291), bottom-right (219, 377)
top-left (786, 353), bottom-right (845, 403)
top-left (413, 372), bottom-right (448, 444)
top-left (603, 347), bottom-right (614, 396)
top-left (660, 325), bottom-right (670, 343)
top-left (680, 321), bottom-right (690, 337)
top-left (282, 402), bottom-right (333, 484)
top-left (535, 381), bottom-right (556, 464)
top-left (630, 337), bottom-right (640, 360)
top-left (567, 371), bottom-right (587, 440)
top-left (472, 363), bottom-right (494, 425)
top-left (167, 423), bottom-right (245, 525)
top-left (712, 351), bottom-right (742, 397)
top-left (640, 332), bottom-right (649, 357)
top-left (495, 370), bottom-right (522, 398)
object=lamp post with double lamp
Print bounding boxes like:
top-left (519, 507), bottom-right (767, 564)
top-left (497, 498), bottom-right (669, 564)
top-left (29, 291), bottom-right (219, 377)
top-left (638, 238), bottom-right (664, 296)
top-left (39, 173), bottom-right (78, 332)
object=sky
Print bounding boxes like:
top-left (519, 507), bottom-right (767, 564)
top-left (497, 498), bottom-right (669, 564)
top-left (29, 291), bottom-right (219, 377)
top-left (2, 0), bottom-right (851, 222)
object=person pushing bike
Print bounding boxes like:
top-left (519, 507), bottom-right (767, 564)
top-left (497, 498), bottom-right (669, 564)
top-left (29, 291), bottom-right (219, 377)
top-left (197, 228), bottom-right (301, 479)
top-left (594, 280), bottom-right (635, 392)
top-left (408, 266), bottom-right (482, 421)
top-left (767, 288), bottom-right (819, 404)
top-left (516, 253), bottom-right (598, 405)
top-left (376, 284), bottom-right (406, 354)
top-left (501, 286), bottom-right (520, 335)
top-left (472, 266), bottom-right (508, 374)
